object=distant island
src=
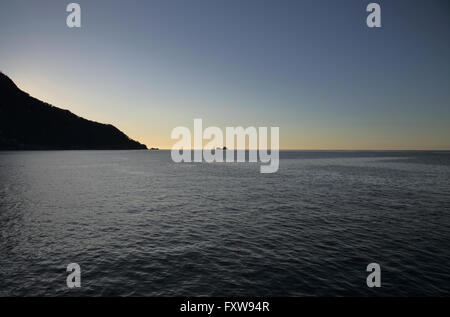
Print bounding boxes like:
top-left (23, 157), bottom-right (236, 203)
top-left (0, 72), bottom-right (147, 150)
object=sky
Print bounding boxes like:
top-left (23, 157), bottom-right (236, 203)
top-left (0, 0), bottom-right (449, 149)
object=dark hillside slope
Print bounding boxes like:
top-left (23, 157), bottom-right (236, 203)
top-left (0, 72), bottom-right (147, 150)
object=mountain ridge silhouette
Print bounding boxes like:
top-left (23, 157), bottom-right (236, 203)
top-left (0, 72), bottom-right (147, 150)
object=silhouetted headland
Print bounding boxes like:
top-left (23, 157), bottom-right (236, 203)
top-left (0, 72), bottom-right (147, 150)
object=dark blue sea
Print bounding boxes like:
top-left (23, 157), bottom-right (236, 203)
top-left (0, 150), bottom-right (449, 296)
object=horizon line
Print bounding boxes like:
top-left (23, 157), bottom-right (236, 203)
top-left (155, 148), bottom-right (450, 151)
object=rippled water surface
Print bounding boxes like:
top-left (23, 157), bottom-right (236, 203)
top-left (1, 150), bottom-right (449, 296)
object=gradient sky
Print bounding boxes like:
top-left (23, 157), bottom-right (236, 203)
top-left (0, 0), bottom-right (449, 149)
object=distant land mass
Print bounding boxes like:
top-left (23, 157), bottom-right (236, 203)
top-left (0, 72), bottom-right (147, 150)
